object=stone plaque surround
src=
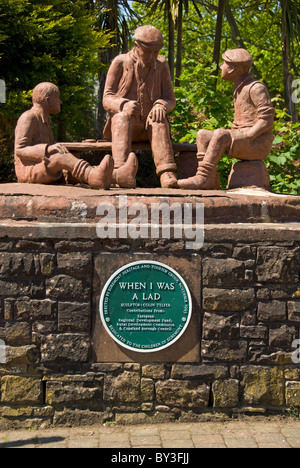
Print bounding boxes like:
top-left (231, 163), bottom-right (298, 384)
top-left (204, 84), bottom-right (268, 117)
top-left (93, 253), bottom-right (201, 363)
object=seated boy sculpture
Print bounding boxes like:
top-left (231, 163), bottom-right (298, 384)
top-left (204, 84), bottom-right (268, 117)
top-left (178, 49), bottom-right (275, 190)
top-left (14, 82), bottom-right (113, 189)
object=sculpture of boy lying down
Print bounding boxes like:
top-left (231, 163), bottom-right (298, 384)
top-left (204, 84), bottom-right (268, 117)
top-left (14, 82), bottom-right (113, 189)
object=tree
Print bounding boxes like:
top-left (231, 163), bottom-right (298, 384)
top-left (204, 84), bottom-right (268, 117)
top-left (0, 0), bottom-right (112, 140)
top-left (279, 0), bottom-right (299, 121)
top-left (93, 0), bottom-right (138, 138)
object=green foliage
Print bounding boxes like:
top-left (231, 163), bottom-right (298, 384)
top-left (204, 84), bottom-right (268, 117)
top-left (266, 99), bottom-right (300, 195)
top-left (169, 59), bottom-right (235, 188)
top-left (0, 0), bottom-right (113, 182)
top-left (170, 60), bottom-right (233, 143)
top-left (0, 0), bottom-right (113, 137)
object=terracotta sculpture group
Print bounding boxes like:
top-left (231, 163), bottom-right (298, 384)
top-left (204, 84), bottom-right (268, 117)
top-left (14, 25), bottom-right (275, 191)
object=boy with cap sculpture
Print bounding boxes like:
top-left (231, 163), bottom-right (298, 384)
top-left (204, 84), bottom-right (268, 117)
top-left (178, 48), bottom-right (275, 190)
top-left (103, 25), bottom-right (177, 189)
top-left (15, 82), bottom-right (114, 189)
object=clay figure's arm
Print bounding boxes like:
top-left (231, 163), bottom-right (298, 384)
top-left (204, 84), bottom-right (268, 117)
top-left (103, 56), bottom-right (130, 115)
top-left (154, 58), bottom-right (176, 114)
top-left (14, 112), bottom-right (48, 163)
top-left (246, 83), bottom-right (275, 141)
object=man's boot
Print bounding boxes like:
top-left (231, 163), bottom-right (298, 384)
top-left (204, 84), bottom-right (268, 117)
top-left (160, 171), bottom-right (178, 189)
top-left (178, 158), bottom-right (220, 190)
top-left (111, 152), bottom-right (138, 189)
top-left (72, 154), bottom-right (114, 190)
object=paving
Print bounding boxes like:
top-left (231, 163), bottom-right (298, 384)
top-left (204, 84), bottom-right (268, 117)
top-left (1, 418), bottom-right (300, 449)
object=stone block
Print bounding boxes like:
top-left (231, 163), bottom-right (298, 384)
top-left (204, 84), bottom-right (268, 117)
top-left (202, 258), bottom-right (247, 287)
top-left (58, 302), bottom-right (91, 332)
top-left (1, 376), bottom-right (43, 405)
top-left (46, 275), bottom-right (90, 300)
top-left (201, 340), bottom-right (248, 363)
top-left (141, 378), bottom-right (155, 402)
top-left (156, 380), bottom-right (210, 409)
top-left (203, 288), bottom-right (255, 312)
top-left (5, 344), bottom-right (40, 365)
top-left (241, 366), bottom-right (285, 406)
top-left (57, 252), bottom-right (92, 275)
top-left (103, 371), bottom-right (141, 403)
top-left (286, 382), bottom-right (300, 407)
top-left (4, 322), bottom-right (31, 345)
top-left (0, 253), bottom-right (37, 278)
top-left (240, 324), bottom-right (268, 341)
top-left (212, 379), bottom-right (239, 408)
top-left (256, 247), bottom-right (298, 283)
top-left (202, 312), bottom-right (240, 340)
top-left (45, 375), bottom-right (103, 408)
top-left (41, 333), bottom-right (90, 363)
top-left (142, 365), bottom-right (169, 380)
top-left (269, 324), bottom-right (296, 348)
top-left (15, 299), bottom-right (55, 321)
top-left (171, 364), bottom-right (228, 381)
top-left (288, 301), bottom-right (300, 322)
top-left (257, 301), bottom-right (287, 322)
top-left (0, 281), bottom-right (31, 297)
top-left (227, 160), bottom-right (271, 190)
top-left (40, 253), bottom-right (56, 276)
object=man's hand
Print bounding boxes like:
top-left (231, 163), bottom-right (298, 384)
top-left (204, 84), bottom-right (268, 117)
top-left (146, 104), bottom-right (166, 128)
top-left (149, 104), bottom-right (166, 123)
top-left (47, 143), bottom-right (69, 156)
top-left (122, 100), bottom-right (140, 117)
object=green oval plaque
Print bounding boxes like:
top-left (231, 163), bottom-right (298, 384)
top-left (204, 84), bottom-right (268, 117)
top-left (100, 261), bottom-right (192, 353)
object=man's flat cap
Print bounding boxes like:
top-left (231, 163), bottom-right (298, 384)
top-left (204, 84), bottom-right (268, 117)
top-left (134, 26), bottom-right (164, 49)
top-left (222, 48), bottom-right (253, 66)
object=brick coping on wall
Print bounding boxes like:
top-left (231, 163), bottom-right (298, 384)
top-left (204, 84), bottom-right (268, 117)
top-left (0, 183), bottom-right (299, 224)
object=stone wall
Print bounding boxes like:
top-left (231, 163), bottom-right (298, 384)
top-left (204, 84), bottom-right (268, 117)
top-left (0, 221), bottom-right (299, 428)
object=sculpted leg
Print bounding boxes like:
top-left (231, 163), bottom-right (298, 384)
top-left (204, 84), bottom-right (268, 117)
top-left (110, 112), bottom-right (138, 188)
top-left (47, 151), bottom-right (114, 190)
top-left (178, 129), bottom-right (231, 190)
top-left (148, 120), bottom-right (177, 188)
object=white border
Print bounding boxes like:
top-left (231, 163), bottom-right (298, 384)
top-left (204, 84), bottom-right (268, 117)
top-left (99, 260), bottom-right (192, 353)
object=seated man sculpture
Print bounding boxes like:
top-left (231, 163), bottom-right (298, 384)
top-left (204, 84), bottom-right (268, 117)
top-left (14, 82), bottom-right (113, 189)
top-left (103, 25), bottom-right (177, 189)
top-left (178, 48), bottom-right (275, 190)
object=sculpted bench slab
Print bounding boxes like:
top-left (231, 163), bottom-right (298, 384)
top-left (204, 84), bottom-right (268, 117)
top-left (62, 140), bottom-right (198, 182)
top-left (62, 140), bottom-right (197, 154)
top-left (62, 141), bottom-right (271, 189)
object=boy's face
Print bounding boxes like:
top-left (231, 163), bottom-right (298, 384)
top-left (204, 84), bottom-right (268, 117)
top-left (220, 61), bottom-right (240, 82)
top-left (47, 90), bottom-right (62, 114)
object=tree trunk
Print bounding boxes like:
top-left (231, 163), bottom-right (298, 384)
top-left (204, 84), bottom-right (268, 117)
top-left (167, 0), bottom-right (175, 82)
top-left (96, 0), bottom-right (120, 139)
top-left (224, 0), bottom-right (261, 80)
top-left (175, 0), bottom-right (183, 86)
top-left (280, 0), bottom-right (298, 121)
top-left (212, 0), bottom-right (226, 82)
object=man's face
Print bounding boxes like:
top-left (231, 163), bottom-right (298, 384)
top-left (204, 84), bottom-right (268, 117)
top-left (47, 91), bottom-right (62, 114)
top-left (136, 42), bottom-right (160, 67)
